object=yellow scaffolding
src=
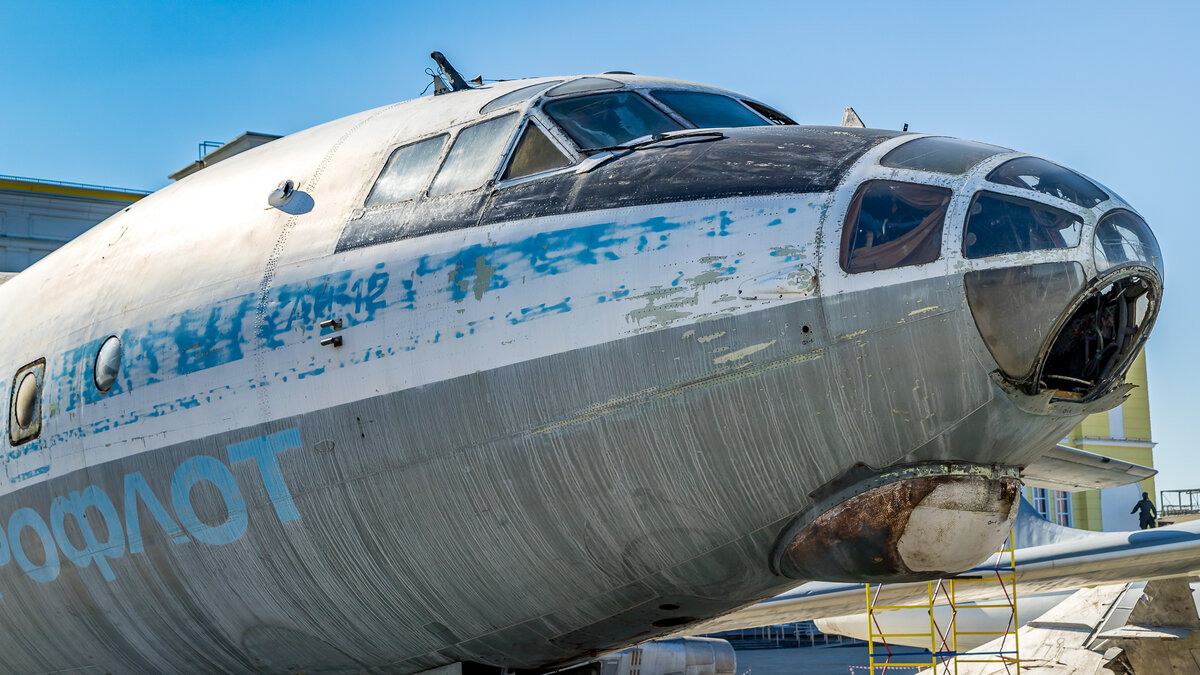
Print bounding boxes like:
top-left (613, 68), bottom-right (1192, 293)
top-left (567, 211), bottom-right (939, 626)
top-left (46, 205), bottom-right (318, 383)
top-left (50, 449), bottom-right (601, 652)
top-left (866, 531), bottom-right (1020, 674)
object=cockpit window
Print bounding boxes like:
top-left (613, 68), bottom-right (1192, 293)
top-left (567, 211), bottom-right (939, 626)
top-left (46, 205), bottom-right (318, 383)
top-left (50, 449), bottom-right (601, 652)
top-left (544, 92), bottom-right (683, 151)
top-left (502, 122), bottom-right (572, 181)
top-left (963, 191), bottom-right (1083, 259)
top-left (881, 137), bottom-right (1007, 175)
top-left (546, 77), bottom-right (624, 97)
top-left (987, 157), bottom-right (1108, 209)
top-left (481, 81), bottom-right (563, 114)
top-left (366, 134), bottom-right (447, 206)
top-left (480, 80), bottom-right (564, 113)
top-left (650, 90), bottom-right (769, 128)
top-left (741, 100), bottom-right (796, 125)
top-left (1094, 210), bottom-right (1163, 276)
top-left (428, 113), bottom-right (521, 197)
top-left (841, 180), bottom-right (952, 273)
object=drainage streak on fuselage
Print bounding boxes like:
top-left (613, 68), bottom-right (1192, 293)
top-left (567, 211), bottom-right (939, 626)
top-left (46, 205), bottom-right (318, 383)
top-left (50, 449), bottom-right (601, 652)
top-left (0, 72), bottom-right (1162, 672)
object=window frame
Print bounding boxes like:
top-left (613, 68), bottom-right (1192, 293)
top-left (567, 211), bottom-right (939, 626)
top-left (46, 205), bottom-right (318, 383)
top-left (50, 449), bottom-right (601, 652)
top-left (1053, 490), bottom-right (1073, 527)
top-left (495, 116), bottom-right (579, 188)
top-left (986, 156), bottom-right (1109, 210)
top-left (361, 132), bottom-right (450, 210)
top-left (1030, 487), bottom-right (1049, 518)
top-left (541, 90), bottom-right (686, 151)
top-left (740, 99), bottom-right (797, 125)
top-left (426, 112), bottom-right (526, 199)
top-left (480, 80), bottom-right (563, 115)
top-left (962, 190), bottom-right (1085, 260)
top-left (9, 358), bottom-right (45, 446)
top-left (839, 179), bottom-right (954, 274)
top-left (645, 89), bottom-right (771, 129)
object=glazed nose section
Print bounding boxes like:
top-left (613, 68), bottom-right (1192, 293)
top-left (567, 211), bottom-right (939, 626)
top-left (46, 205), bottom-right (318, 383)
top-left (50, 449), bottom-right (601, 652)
top-left (1093, 209), bottom-right (1163, 278)
top-left (965, 208), bottom-right (1163, 400)
top-left (964, 262), bottom-right (1087, 383)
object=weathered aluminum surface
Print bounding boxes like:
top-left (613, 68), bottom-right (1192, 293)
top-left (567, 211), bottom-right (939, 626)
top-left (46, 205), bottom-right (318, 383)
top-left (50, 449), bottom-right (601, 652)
top-left (0, 72), bottom-right (1157, 672)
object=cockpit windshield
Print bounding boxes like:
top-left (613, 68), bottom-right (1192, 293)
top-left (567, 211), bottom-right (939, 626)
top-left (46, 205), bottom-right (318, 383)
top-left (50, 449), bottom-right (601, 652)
top-left (544, 92), bottom-right (683, 151)
top-left (650, 90), bottom-right (770, 128)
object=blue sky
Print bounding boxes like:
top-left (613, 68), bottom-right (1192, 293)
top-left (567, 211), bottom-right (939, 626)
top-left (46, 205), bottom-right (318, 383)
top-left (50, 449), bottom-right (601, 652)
top-left (3, 2), bottom-right (1198, 495)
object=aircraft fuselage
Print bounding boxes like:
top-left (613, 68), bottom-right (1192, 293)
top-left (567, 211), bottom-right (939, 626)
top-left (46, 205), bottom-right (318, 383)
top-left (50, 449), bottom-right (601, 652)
top-left (0, 75), bottom-right (1161, 672)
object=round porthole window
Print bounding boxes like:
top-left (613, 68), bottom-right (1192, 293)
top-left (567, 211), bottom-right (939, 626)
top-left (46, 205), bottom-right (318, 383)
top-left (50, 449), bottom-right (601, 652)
top-left (14, 372), bottom-right (38, 428)
top-left (94, 335), bottom-right (122, 393)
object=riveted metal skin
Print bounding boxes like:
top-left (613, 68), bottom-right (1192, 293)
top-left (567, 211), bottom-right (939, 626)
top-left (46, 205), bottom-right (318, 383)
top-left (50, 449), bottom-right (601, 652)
top-left (0, 73), bottom-right (1161, 673)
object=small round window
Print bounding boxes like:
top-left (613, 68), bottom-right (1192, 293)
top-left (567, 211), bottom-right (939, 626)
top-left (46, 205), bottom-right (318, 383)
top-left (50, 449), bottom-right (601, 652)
top-left (95, 336), bottom-right (122, 393)
top-left (14, 372), bottom-right (38, 428)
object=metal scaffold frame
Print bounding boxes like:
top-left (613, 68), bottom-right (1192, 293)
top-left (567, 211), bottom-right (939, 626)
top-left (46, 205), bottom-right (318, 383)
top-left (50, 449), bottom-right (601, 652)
top-left (866, 530), bottom-right (1020, 674)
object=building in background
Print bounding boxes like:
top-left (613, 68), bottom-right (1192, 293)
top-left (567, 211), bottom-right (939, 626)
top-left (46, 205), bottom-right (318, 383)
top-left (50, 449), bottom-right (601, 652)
top-left (169, 132), bottom-right (279, 182)
top-left (1, 130), bottom-right (277, 275)
top-left (0, 175), bottom-right (147, 273)
top-left (1025, 350), bottom-right (1155, 531)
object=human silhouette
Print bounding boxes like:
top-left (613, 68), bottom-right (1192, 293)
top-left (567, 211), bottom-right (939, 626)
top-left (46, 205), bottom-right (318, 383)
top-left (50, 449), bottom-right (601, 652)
top-left (1131, 491), bottom-right (1157, 529)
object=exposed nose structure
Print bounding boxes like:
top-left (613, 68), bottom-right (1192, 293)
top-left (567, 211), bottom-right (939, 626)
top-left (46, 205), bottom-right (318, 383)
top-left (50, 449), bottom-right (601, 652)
top-left (963, 176), bottom-right (1163, 402)
top-left (775, 143), bottom-right (1163, 584)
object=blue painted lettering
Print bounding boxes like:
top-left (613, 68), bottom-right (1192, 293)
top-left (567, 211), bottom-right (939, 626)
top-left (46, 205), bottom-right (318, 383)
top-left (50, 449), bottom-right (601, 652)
top-left (171, 456), bottom-right (248, 546)
top-left (8, 508), bottom-right (60, 584)
top-left (50, 486), bottom-right (125, 581)
top-left (227, 428), bottom-right (302, 522)
top-left (124, 472), bottom-right (190, 553)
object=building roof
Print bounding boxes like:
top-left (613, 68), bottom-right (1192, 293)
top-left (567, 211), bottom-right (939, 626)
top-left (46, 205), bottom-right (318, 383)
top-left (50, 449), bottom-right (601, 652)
top-left (0, 174), bottom-right (149, 202)
top-left (169, 132), bottom-right (282, 181)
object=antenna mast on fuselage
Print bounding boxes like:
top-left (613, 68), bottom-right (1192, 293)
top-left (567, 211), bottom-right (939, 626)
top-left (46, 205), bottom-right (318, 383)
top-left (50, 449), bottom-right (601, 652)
top-left (430, 51), bottom-right (471, 93)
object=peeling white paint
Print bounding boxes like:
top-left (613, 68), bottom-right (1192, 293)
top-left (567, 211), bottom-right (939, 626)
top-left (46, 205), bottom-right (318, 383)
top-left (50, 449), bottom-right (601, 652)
top-left (713, 340), bottom-right (776, 365)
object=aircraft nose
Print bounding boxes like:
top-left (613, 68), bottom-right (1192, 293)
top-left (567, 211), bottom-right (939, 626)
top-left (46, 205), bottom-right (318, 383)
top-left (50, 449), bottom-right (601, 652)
top-left (964, 207), bottom-right (1163, 401)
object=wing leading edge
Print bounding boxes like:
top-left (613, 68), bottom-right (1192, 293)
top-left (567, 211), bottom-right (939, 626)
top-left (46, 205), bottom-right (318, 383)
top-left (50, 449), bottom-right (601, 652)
top-left (689, 499), bottom-right (1200, 633)
top-left (1022, 444), bottom-right (1156, 492)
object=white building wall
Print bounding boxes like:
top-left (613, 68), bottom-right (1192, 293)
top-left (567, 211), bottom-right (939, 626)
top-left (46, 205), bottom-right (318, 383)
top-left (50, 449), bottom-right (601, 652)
top-left (1100, 483), bottom-right (1142, 531)
top-left (1108, 404), bottom-right (1126, 440)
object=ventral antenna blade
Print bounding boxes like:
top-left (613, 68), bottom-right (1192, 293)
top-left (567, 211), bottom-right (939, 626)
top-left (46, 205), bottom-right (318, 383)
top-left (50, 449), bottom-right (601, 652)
top-left (430, 51), bottom-right (472, 92)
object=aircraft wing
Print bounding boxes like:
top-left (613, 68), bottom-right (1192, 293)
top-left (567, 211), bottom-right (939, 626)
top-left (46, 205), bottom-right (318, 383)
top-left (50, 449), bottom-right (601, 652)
top-left (1021, 444), bottom-right (1156, 492)
top-left (689, 512), bottom-right (1200, 634)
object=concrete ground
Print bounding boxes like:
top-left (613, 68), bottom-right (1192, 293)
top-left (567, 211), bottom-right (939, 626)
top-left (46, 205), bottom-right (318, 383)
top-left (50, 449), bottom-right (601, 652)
top-left (733, 644), bottom-right (923, 675)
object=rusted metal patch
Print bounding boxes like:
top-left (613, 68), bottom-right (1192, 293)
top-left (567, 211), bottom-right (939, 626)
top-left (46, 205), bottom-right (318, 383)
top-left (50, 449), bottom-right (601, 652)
top-left (776, 469), bottom-right (1020, 583)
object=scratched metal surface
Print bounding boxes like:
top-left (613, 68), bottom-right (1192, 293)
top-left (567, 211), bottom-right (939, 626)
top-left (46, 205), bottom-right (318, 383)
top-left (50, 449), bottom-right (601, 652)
top-left (0, 73), bottom-right (1148, 673)
top-left (0, 277), bottom-right (1083, 673)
